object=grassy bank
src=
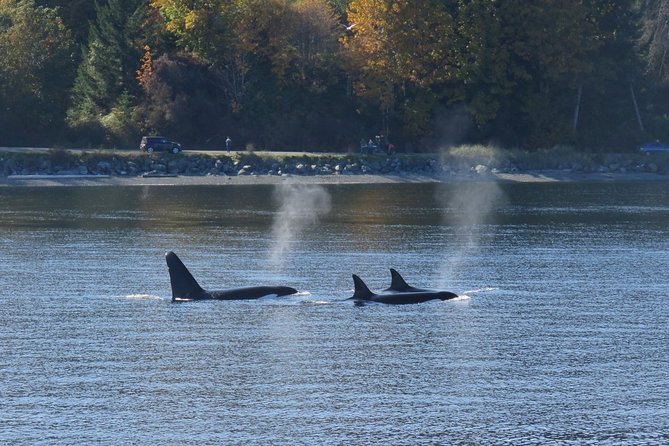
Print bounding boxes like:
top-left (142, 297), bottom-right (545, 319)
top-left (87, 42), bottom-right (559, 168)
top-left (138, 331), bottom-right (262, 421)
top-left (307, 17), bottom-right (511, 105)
top-left (443, 144), bottom-right (664, 172)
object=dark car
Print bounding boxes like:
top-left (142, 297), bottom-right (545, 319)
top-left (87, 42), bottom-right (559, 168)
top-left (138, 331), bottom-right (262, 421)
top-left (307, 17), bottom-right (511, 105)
top-left (639, 140), bottom-right (669, 155)
top-left (140, 136), bottom-right (182, 154)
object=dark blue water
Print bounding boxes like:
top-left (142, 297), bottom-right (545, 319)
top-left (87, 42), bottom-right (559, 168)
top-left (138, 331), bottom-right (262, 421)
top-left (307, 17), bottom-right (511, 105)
top-left (1, 182), bottom-right (669, 445)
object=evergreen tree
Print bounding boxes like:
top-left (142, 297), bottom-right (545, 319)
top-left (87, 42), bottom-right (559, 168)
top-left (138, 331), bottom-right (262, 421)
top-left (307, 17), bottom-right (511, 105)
top-left (67, 0), bottom-right (149, 143)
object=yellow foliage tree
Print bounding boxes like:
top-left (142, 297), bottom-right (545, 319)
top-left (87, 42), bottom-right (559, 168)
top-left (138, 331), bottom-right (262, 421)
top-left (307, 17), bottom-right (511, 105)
top-left (343, 0), bottom-right (455, 137)
top-left (136, 45), bottom-right (153, 87)
top-left (151, 0), bottom-right (341, 109)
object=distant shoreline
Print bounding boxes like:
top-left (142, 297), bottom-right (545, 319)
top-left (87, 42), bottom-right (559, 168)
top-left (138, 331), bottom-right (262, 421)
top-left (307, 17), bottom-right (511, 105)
top-left (2, 146), bottom-right (669, 187)
top-left (1, 170), bottom-right (667, 187)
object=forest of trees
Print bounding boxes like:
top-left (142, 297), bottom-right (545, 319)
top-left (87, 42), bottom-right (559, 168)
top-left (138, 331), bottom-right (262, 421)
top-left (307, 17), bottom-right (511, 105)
top-left (1, 0), bottom-right (669, 151)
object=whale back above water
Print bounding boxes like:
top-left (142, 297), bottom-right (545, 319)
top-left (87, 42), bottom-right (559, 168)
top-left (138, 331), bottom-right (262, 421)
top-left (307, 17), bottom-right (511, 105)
top-left (350, 273), bottom-right (458, 305)
top-left (165, 251), bottom-right (298, 301)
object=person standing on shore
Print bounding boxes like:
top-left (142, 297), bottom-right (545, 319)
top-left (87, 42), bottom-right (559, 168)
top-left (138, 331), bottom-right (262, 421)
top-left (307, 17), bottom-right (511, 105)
top-left (226, 136), bottom-right (232, 153)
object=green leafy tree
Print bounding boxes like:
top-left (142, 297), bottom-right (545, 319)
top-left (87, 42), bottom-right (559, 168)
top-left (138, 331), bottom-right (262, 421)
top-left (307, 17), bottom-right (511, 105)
top-left (132, 0), bottom-right (646, 150)
top-left (639, 0), bottom-right (669, 141)
top-left (497, 0), bottom-right (600, 146)
top-left (0, 0), bottom-right (74, 144)
top-left (448, 0), bottom-right (639, 148)
top-left (150, 0), bottom-right (353, 149)
top-left (36, 0), bottom-right (97, 44)
top-left (326, 0), bottom-right (348, 14)
top-left (138, 53), bottom-right (220, 143)
top-left (640, 0), bottom-right (669, 82)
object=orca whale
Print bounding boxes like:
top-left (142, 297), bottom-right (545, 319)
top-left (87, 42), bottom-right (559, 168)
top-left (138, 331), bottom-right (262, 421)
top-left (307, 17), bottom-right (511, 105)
top-left (384, 268), bottom-right (430, 293)
top-left (165, 251), bottom-right (298, 302)
top-left (349, 274), bottom-right (458, 305)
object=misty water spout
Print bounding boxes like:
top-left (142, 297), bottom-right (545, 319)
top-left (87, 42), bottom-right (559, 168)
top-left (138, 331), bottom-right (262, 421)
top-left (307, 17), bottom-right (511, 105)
top-left (436, 182), bottom-right (506, 287)
top-left (270, 183), bottom-right (332, 268)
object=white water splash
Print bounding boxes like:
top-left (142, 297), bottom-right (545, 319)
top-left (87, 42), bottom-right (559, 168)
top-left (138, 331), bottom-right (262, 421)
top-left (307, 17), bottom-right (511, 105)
top-left (124, 294), bottom-right (164, 300)
top-left (450, 294), bottom-right (472, 302)
top-left (462, 287), bottom-right (498, 294)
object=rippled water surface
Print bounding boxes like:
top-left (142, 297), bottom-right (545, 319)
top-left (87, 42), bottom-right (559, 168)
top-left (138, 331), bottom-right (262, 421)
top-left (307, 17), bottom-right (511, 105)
top-left (1, 182), bottom-right (669, 445)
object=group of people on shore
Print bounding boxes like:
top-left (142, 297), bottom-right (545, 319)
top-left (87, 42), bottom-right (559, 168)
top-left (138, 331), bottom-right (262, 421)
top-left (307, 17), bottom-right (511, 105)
top-left (222, 135), bottom-right (397, 154)
top-left (360, 135), bottom-right (394, 155)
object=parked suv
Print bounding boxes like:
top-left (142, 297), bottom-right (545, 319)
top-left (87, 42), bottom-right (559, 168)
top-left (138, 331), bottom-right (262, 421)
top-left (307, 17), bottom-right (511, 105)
top-left (140, 136), bottom-right (182, 153)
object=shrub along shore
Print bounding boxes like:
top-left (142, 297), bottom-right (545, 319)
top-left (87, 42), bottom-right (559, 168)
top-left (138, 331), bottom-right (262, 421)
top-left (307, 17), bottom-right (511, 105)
top-left (1, 146), bottom-right (667, 181)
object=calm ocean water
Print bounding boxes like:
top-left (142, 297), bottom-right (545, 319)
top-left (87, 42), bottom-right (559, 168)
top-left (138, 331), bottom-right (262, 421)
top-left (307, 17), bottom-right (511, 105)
top-left (1, 181), bottom-right (668, 445)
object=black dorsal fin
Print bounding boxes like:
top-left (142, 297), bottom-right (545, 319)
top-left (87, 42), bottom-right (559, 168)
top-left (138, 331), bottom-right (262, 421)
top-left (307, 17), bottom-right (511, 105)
top-left (165, 252), bottom-right (205, 301)
top-left (352, 274), bottom-right (374, 300)
top-left (389, 268), bottom-right (413, 292)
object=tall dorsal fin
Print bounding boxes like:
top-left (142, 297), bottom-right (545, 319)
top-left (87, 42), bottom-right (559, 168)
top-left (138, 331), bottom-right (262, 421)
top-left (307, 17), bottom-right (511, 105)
top-left (165, 251), bottom-right (205, 301)
top-left (389, 268), bottom-right (412, 292)
top-left (352, 274), bottom-right (374, 300)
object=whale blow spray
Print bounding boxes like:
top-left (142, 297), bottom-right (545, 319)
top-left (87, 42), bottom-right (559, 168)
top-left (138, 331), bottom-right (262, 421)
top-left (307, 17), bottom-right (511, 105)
top-left (436, 181), bottom-right (506, 287)
top-left (270, 183), bottom-right (332, 269)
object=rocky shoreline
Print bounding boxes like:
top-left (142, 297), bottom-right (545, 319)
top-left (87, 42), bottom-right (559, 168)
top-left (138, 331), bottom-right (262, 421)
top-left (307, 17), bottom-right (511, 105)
top-left (0, 151), bottom-right (476, 178)
top-left (0, 150), bottom-right (669, 185)
top-left (2, 149), bottom-right (667, 179)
